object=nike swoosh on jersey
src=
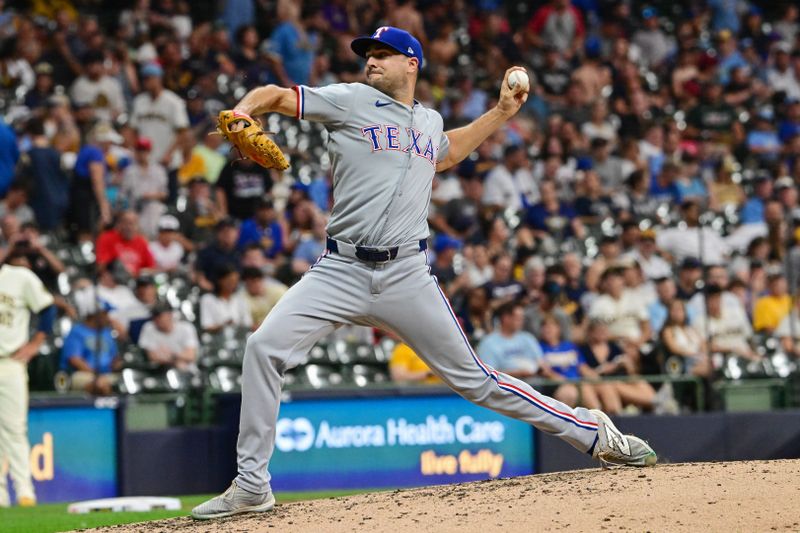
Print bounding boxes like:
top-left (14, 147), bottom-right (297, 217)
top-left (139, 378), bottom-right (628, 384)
top-left (375, 100), bottom-right (392, 107)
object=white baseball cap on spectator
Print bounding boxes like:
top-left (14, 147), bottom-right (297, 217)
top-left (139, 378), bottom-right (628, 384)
top-left (91, 122), bottom-right (123, 145)
top-left (775, 176), bottom-right (795, 191)
top-left (74, 286), bottom-right (113, 319)
top-left (157, 214), bottom-right (181, 232)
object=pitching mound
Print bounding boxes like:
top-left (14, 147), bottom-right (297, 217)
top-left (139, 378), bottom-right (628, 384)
top-left (86, 460), bottom-right (800, 532)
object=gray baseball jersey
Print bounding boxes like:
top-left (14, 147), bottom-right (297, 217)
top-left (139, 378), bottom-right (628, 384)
top-left (295, 82), bottom-right (449, 246)
top-left (232, 82), bottom-right (600, 495)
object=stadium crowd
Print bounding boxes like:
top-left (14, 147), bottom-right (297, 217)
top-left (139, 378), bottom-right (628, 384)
top-left (0, 0), bottom-right (800, 414)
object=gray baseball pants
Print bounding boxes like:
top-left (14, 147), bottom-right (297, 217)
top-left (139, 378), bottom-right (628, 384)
top-left (235, 249), bottom-right (599, 494)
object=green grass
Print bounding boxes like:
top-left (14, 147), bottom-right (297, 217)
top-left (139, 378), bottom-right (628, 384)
top-left (0, 490), bottom-right (368, 533)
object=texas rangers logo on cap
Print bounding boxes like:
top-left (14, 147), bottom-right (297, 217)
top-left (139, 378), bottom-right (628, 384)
top-left (351, 26), bottom-right (425, 68)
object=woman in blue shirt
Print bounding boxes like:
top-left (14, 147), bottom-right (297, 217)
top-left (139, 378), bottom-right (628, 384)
top-left (538, 314), bottom-right (623, 414)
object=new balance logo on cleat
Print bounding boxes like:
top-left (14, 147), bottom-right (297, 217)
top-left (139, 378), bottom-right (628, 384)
top-left (604, 426), bottom-right (631, 456)
top-left (590, 409), bottom-right (657, 468)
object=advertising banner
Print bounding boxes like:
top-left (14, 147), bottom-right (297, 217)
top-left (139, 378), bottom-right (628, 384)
top-left (270, 395), bottom-right (534, 491)
top-left (3, 403), bottom-right (118, 503)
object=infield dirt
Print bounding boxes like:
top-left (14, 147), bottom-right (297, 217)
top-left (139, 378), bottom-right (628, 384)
top-left (85, 459), bottom-right (800, 532)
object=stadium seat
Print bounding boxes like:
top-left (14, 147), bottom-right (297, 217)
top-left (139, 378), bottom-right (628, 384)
top-left (300, 364), bottom-right (343, 389)
top-left (342, 364), bottom-right (390, 388)
top-left (208, 366), bottom-right (242, 393)
top-left (120, 368), bottom-right (173, 394)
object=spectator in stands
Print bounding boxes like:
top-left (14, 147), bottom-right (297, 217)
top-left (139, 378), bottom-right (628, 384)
top-left (537, 314), bottom-right (613, 412)
top-left (389, 342), bottom-right (440, 384)
top-left (96, 210), bottom-right (156, 278)
top-left (767, 43), bottom-right (800, 101)
top-left (69, 122), bottom-right (124, 237)
top-left (215, 158), bottom-right (274, 221)
top-left (649, 276), bottom-right (694, 337)
top-left (585, 234), bottom-right (622, 292)
top-left (524, 180), bottom-right (585, 242)
top-left (24, 61), bottom-right (55, 110)
top-left (525, 0), bottom-right (585, 60)
top-left (675, 257), bottom-right (703, 301)
top-left (695, 285), bottom-right (759, 361)
top-left (739, 174), bottom-right (773, 225)
top-left (138, 304), bottom-right (198, 370)
top-left (237, 198), bottom-right (284, 259)
top-left (481, 253), bottom-right (523, 305)
top-left (291, 212), bottom-right (327, 276)
top-left (181, 127), bottom-right (226, 186)
top-left (484, 216), bottom-right (512, 259)
top-left (632, 8), bottom-right (673, 69)
top-left (579, 320), bottom-right (668, 413)
top-left (119, 136), bottom-right (168, 237)
top-left (21, 120), bottom-right (69, 231)
top-left (195, 218), bottom-right (241, 291)
top-left (688, 264), bottom-right (747, 323)
top-left (588, 267), bottom-right (651, 350)
top-left (199, 263), bottom-right (252, 333)
top-left (69, 49), bottom-right (125, 122)
top-left (112, 276), bottom-right (159, 343)
top-left (476, 302), bottom-right (543, 379)
top-left (626, 228), bottom-right (672, 281)
top-left (523, 281), bottom-right (572, 341)
top-left (241, 266), bottom-right (287, 327)
top-left (130, 62), bottom-right (189, 170)
top-left (746, 111), bottom-right (782, 165)
top-left (4, 223), bottom-right (65, 292)
top-left (617, 169), bottom-right (660, 221)
top-left (660, 299), bottom-right (711, 378)
top-left (775, 297), bottom-right (800, 358)
top-left (268, 0), bottom-right (318, 86)
top-left (481, 145), bottom-right (536, 214)
top-left (620, 258), bottom-right (657, 307)
top-left (429, 234), bottom-right (466, 297)
top-left (0, 118), bottom-right (18, 198)
top-left (91, 263), bottom-right (136, 312)
top-left (179, 177), bottom-right (223, 244)
top-left (0, 183), bottom-right (33, 225)
top-left (148, 215), bottom-right (191, 272)
top-left (574, 169), bottom-right (617, 225)
top-left (463, 244), bottom-right (493, 288)
top-left (0, 213), bottom-right (20, 252)
top-left (456, 286), bottom-right (492, 344)
top-left (657, 199), bottom-right (730, 264)
top-left (753, 273), bottom-right (792, 334)
top-left (61, 292), bottom-right (120, 396)
top-left (430, 172), bottom-right (485, 240)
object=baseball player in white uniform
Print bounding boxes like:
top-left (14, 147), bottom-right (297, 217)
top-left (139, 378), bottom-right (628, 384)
top-left (0, 257), bottom-right (55, 507)
top-left (193, 27), bottom-right (656, 520)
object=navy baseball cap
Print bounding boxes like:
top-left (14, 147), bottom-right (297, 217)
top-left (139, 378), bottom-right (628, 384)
top-left (351, 26), bottom-right (424, 68)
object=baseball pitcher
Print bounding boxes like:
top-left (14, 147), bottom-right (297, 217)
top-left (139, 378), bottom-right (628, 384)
top-left (193, 27), bottom-right (656, 520)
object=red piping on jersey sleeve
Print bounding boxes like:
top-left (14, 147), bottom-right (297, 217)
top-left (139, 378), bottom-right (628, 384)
top-left (292, 85), bottom-right (301, 119)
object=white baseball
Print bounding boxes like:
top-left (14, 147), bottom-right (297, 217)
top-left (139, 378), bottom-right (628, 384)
top-left (507, 70), bottom-right (530, 92)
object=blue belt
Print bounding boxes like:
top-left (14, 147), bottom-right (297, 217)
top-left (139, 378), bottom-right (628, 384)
top-left (326, 237), bottom-right (427, 263)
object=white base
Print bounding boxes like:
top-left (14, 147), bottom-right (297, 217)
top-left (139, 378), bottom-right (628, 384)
top-left (67, 496), bottom-right (181, 514)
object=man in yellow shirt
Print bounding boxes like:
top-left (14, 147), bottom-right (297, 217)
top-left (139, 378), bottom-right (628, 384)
top-left (389, 342), bottom-right (441, 384)
top-left (753, 273), bottom-right (792, 333)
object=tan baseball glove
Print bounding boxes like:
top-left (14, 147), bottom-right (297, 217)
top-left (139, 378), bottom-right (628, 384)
top-left (216, 110), bottom-right (290, 171)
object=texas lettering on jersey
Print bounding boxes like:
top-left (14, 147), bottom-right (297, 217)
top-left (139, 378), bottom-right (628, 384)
top-left (360, 125), bottom-right (439, 165)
